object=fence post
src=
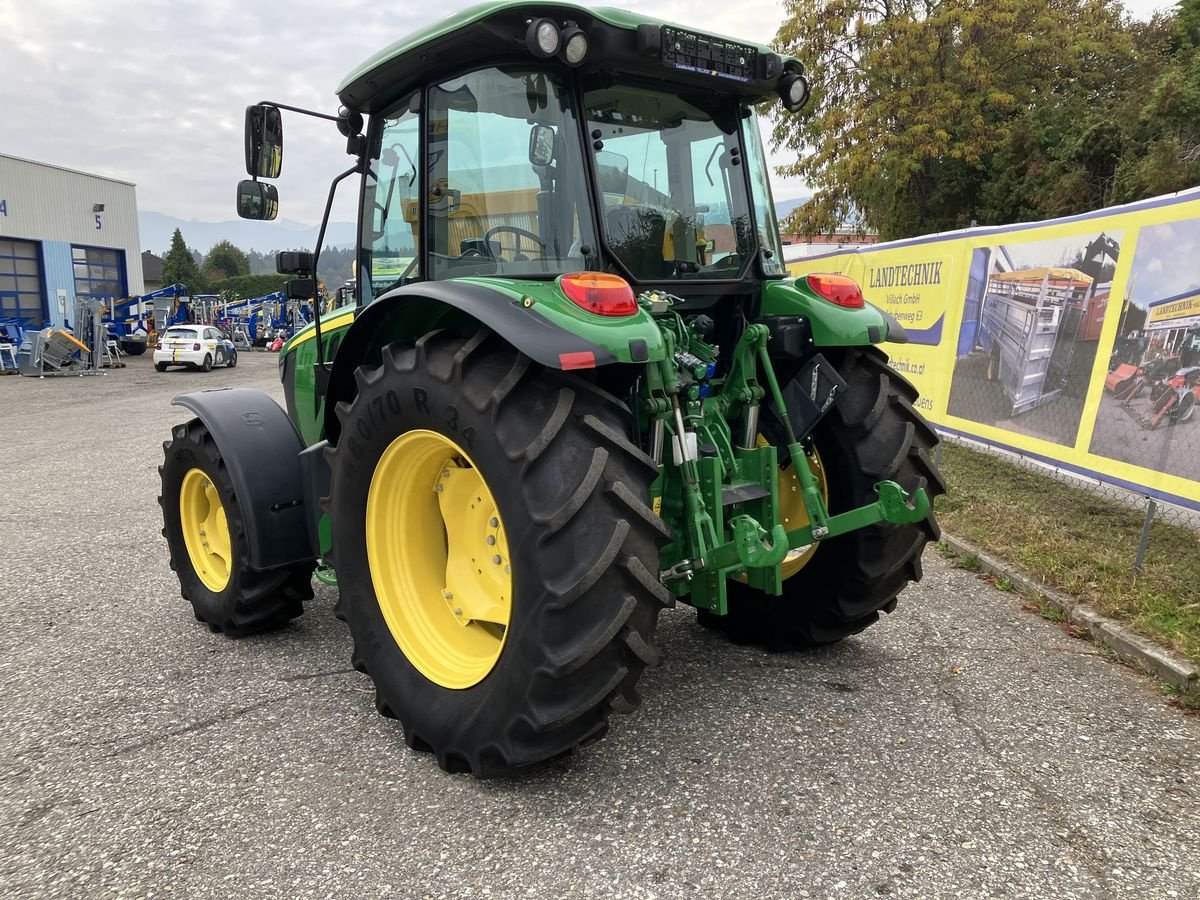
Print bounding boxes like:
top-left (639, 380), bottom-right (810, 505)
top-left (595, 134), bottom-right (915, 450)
top-left (1134, 498), bottom-right (1157, 571)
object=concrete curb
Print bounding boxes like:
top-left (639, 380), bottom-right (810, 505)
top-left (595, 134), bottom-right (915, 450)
top-left (940, 533), bottom-right (1200, 696)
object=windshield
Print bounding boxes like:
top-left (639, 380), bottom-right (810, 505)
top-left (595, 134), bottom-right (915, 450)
top-left (426, 68), bottom-right (596, 279)
top-left (583, 83), bottom-right (758, 282)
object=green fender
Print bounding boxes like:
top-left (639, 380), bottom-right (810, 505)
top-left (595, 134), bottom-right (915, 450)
top-left (319, 276), bottom-right (665, 443)
top-left (761, 278), bottom-right (907, 347)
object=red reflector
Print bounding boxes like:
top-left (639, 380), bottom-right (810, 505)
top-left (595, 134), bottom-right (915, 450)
top-left (559, 351), bottom-right (597, 370)
top-left (559, 272), bottom-right (638, 317)
top-left (806, 273), bottom-right (865, 309)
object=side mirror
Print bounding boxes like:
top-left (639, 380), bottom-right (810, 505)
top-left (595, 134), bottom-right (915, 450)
top-left (528, 124), bottom-right (555, 167)
top-left (286, 278), bottom-right (316, 300)
top-left (236, 180), bottom-right (279, 220)
top-left (277, 251), bottom-right (314, 275)
top-left (244, 104), bottom-right (284, 178)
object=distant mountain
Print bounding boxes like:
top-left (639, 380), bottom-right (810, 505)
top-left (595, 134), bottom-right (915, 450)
top-left (139, 211), bottom-right (357, 255)
top-left (774, 196), bottom-right (810, 222)
top-left (141, 198), bottom-right (811, 256)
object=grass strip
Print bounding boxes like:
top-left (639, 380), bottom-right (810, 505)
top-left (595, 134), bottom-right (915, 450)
top-left (936, 442), bottom-right (1200, 669)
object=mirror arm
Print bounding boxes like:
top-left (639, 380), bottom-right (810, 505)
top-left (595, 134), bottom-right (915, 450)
top-left (258, 100), bottom-right (343, 124)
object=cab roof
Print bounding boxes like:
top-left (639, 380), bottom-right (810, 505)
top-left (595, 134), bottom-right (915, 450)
top-left (337, 1), bottom-right (799, 114)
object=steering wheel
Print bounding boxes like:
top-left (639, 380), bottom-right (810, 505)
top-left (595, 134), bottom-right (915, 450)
top-left (483, 225), bottom-right (549, 261)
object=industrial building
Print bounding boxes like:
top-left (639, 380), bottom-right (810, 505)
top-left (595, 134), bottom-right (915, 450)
top-left (0, 153), bottom-right (144, 330)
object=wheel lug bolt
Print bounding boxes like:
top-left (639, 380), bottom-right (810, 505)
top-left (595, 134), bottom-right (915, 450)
top-left (486, 535), bottom-right (496, 546)
top-left (454, 608), bottom-right (463, 617)
top-left (489, 517), bottom-right (498, 527)
top-left (504, 565), bottom-right (511, 574)
top-left (434, 484), bottom-right (443, 492)
top-left (492, 555), bottom-right (502, 565)
top-left (443, 591), bottom-right (453, 600)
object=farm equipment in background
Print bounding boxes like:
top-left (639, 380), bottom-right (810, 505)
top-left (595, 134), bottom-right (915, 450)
top-left (1142, 366), bottom-right (1200, 428)
top-left (102, 283), bottom-right (191, 355)
top-left (18, 297), bottom-right (122, 376)
top-left (160, 2), bottom-right (943, 778)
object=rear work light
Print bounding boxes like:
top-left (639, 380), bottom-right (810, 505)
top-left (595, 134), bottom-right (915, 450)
top-left (559, 272), bottom-right (638, 317)
top-left (806, 273), bottom-right (865, 309)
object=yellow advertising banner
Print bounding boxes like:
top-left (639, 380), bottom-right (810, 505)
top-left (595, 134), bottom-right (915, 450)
top-left (789, 188), bottom-right (1200, 512)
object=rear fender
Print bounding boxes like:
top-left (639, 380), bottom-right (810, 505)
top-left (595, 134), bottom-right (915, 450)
top-left (761, 279), bottom-right (905, 349)
top-left (172, 388), bottom-right (316, 570)
top-left (323, 278), bottom-right (663, 443)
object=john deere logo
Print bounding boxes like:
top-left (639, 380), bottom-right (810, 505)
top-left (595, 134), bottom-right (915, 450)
top-left (241, 412), bottom-right (265, 426)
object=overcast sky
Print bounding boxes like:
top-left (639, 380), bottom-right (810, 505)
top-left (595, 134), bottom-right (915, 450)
top-left (0, 0), bottom-right (1173, 229)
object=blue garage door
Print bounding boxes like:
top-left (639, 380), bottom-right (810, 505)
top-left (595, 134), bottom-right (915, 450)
top-left (0, 238), bottom-right (47, 328)
top-left (72, 245), bottom-right (126, 301)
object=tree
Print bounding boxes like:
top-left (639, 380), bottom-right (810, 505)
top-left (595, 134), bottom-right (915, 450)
top-left (161, 228), bottom-right (207, 292)
top-left (202, 240), bottom-right (251, 282)
top-left (771, 0), bottom-right (1139, 239)
top-left (217, 273), bottom-right (289, 298)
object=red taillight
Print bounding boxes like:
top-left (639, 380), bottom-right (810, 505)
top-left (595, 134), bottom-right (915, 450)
top-left (559, 272), bottom-right (638, 317)
top-left (193, 342), bottom-right (201, 351)
top-left (155, 341), bottom-right (162, 350)
top-left (806, 273), bottom-right (865, 309)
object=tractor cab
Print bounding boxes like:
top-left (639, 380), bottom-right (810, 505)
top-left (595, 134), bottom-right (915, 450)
top-left (240, 2), bottom-right (809, 309)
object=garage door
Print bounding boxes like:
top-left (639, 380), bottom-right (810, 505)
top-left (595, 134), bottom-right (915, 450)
top-left (0, 238), bottom-right (46, 328)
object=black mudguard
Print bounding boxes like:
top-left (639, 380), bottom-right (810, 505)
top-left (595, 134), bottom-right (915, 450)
top-left (172, 388), bottom-right (316, 571)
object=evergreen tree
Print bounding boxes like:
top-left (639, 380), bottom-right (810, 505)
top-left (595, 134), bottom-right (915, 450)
top-left (161, 228), bottom-right (206, 292)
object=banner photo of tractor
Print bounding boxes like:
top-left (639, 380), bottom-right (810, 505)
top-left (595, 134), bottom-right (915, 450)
top-left (789, 188), bottom-right (1200, 512)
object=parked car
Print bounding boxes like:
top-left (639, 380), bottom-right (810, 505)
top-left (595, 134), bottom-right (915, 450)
top-left (153, 325), bottom-right (237, 372)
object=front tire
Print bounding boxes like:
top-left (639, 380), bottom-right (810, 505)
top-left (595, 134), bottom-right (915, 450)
top-left (325, 330), bottom-right (671, 777)
top-left (160, 419), bottom-right (312, 635)
top-left (703, 347), bottom-right (944, 649)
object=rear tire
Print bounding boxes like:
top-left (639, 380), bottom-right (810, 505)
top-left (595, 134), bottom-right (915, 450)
top-left (325, 329), bottom-right (671, 777)
top-left (201, 354), bottom-right (213, 372)
top-left (160, 419), bottom-right (311, 635)
top-left (155, 362), bottom-right (168, 372)
top-left (227, 349), bottom-right (237, 368)
top-left (702, 347), bottom-right (944, 649)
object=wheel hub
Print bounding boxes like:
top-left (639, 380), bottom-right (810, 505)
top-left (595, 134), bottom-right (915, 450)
top-left (366, 429), bottom-right (512, 689)
top-left (179, 468), bottom-right (232, 592)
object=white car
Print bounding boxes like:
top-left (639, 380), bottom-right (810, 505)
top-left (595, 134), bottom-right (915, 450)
top-left (153, 325), bottom-right (237, 372)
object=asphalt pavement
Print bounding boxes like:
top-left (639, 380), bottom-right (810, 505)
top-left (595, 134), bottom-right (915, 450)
top-left (1, 351), bottom-right (1198, 899)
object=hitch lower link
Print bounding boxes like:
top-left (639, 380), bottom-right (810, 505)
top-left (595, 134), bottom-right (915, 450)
top-left (662, 329), bottom-right (931, 582)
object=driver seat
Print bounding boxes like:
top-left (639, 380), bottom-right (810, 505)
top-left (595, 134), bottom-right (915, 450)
top-left (606, 205), bottom-right (671, 279)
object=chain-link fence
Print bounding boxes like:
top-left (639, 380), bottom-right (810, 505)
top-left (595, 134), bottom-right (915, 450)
top-left (935, 429), bottom-right (1200, 570)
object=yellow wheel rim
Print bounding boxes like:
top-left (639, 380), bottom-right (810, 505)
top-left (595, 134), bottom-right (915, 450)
top-left (179, 468), bottom-right (232, 593)
top-left (366, 429), bottom-right (512, 690)
top-left (770, 437), bottom-right (829, 580)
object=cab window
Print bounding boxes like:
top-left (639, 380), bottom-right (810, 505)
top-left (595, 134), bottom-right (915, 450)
top-left (361, 93), bottom-right (421, 302)
top-left (425, 67), bottom-right (595, 279)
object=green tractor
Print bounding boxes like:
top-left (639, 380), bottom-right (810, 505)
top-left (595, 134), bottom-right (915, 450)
top-left (160, 1), bottom-right (943, 777)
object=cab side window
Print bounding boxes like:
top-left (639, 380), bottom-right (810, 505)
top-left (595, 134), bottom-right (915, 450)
top-left (361, 94), bottom-right (421, 303)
